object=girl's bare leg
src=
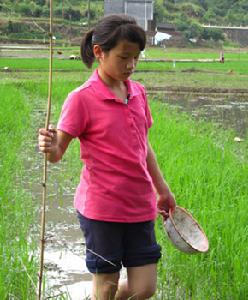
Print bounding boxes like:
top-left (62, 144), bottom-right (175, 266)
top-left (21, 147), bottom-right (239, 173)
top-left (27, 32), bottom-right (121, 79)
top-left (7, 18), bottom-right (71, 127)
top-left (115, 264), bottom-right (157, 300)
top-left (92, 272), bottom-right (120, 300)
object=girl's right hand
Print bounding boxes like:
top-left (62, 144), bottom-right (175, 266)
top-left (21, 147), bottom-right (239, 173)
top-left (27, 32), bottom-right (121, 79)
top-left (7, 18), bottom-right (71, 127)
top-left (38, 125), bottom-right (57, 154)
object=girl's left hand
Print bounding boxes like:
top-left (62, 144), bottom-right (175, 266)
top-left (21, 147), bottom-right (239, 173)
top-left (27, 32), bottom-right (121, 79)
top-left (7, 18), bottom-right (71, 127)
top-left (157, 191), bottom-right (176, 220)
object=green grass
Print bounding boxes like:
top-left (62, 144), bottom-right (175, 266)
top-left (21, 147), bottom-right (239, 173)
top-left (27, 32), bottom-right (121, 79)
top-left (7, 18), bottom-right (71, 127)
top-left (138, 60), bottom-right (248, 75)
top-left (145, 47), bottom-right (248, 61)
top-left (0, 57), bottom-right (85, 71)
top-left (2, 45), bottom-right (247, 61)
top-left (1, 68), bottom-right (248, 90)
top-left (1, 56), bottom-right (248, 75)
top-left (150, 101), bottom-right (248, 300)
top-left (0, 84), bottom-right (38, 299)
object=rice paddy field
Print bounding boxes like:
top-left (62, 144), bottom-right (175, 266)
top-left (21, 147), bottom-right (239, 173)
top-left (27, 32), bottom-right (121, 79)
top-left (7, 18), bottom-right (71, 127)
top-left (1, 46), bottom-right (248, 299)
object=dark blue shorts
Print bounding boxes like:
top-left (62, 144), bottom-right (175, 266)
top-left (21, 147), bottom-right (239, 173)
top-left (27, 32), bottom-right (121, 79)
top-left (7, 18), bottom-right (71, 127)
top-left (77, 212), bottom-right (161, 274)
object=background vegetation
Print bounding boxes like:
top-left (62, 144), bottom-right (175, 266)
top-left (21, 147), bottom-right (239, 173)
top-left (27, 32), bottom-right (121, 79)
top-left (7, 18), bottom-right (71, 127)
top-left (155, 0), bottom-right (248, 41)
top-left (0, 0), bottom-right (248, 44)
top-left (0, 83), bottom-right (37, 299)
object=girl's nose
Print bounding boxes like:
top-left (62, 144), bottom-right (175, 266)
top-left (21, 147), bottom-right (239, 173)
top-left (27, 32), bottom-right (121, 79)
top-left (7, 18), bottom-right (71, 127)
top-left (127, 59), bottom-right (135, 69)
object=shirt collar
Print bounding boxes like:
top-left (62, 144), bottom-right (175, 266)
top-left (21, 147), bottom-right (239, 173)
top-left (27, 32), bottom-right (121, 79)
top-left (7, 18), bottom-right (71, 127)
top-left (89, 69), bottom-right (142, 102)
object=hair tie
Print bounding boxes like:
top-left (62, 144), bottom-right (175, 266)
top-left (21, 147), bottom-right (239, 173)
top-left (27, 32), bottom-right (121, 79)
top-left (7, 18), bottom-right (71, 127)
top-left (92, 34), bottom-right (96, 44)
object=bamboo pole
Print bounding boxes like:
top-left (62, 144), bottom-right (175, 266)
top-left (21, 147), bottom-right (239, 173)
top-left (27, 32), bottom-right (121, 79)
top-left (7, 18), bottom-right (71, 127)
top-left (37, 0), bottom-right (53, 298)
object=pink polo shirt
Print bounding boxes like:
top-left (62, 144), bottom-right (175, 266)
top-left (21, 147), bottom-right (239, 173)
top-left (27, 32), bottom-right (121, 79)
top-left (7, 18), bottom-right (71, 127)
top-left (57, 69), bottom-right (157, 222)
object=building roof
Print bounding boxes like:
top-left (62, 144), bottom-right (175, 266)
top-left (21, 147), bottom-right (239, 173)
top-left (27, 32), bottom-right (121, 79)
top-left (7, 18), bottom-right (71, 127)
top-left (157, 23), bottom-right (176, 31)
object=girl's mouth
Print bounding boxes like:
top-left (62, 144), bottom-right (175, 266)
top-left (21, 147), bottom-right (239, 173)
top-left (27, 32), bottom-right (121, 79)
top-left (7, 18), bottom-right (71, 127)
top-left (124, 71), bottom-right (133, 76)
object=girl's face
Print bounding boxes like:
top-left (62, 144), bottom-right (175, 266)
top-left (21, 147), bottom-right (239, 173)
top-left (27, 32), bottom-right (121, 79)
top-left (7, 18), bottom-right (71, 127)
top-left (94, 40), bottom-right (141, 81)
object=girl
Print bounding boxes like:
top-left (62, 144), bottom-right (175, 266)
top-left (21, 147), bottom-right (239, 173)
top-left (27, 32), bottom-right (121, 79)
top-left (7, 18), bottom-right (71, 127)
top-left (39, 14), bottom-right (176, 300)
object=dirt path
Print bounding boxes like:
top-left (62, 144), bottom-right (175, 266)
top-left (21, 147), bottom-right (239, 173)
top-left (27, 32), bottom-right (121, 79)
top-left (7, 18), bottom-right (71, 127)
top-left (26, 92), bottom-right (92, 299)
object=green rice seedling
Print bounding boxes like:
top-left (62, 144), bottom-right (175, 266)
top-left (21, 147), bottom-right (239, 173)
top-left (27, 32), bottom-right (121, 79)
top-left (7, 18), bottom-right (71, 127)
top-left (145, 47), bottom-right (248, 61)
top-left (2, 67), bottom-right (248, 90)
top-left (0, 84), bottom-right (38, 299)
top-left (1, 56), bottom-right (248, 75)
top-left (0, 57), bottom-right (85, 71)
top-left (149, 100), bottom-right (248, 300)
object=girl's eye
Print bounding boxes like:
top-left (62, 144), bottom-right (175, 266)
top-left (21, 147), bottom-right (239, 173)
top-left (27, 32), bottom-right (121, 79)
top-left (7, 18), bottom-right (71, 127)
top-left (119, 56), bottom-right (139, 60)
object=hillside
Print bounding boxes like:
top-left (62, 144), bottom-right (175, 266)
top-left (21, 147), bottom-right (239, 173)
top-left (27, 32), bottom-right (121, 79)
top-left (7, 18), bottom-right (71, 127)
top-left (155, 0), bottom-right (248, 26)
top-left (0, 0), bottom-right (103, 45)
top-left (0, 0), bottom-right (248, 45)
top-left (155, 0), bottom-right (248, 41)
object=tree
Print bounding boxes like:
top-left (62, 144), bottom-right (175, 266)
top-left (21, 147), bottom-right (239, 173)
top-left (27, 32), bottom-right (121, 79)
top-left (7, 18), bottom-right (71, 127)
top-left (202, 8), bottom-right (217, 24)
top-left (35, 0), bottom-right (45, 5)
top-left (202, 28), bottom-right (224, 41)
top-left (7, 20), bottom-right (14, 33)
top-left (64, 7), bottom-right (81, 21)
top-left (180, 3), bottom-right (204, 18)
top-left (154, 1), bottom-right (168, 23)
top-left (17, 3), bottom-right (32, 16)
top-left (198, 0), bottom-right (208, 10)
top-left (175, 13), bottom-right (191, 32)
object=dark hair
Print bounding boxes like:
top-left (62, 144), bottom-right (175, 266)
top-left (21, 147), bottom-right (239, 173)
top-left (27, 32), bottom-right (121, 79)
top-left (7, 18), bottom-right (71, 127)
top-left (81, 14), bottom-right (146, 68)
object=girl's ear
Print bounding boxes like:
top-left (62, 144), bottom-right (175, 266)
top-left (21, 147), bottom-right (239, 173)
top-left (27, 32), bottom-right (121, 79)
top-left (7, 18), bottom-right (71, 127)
top-left (93, 45), bottom-right (104, 60)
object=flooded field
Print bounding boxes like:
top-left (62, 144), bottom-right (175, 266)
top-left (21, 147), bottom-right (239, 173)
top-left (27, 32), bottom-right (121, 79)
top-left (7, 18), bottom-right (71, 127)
top-left (1, 47), bottom-right (248, 299)
top-left (162, 95), bottom-right (248, 138)
top-left (25, 107), bottom-right (91, 299)
top-left (43, 195), bottom-right (92, 299)
top-left (31, 162), bottom-right (92, 299)
top-left (31, 93), bottom-right (248, 299)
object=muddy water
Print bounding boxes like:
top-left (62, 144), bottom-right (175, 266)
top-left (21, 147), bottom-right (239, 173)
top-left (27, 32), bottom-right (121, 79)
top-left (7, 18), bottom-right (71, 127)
top-left (30, 161), bottom-right (92, 299)
top-left (31, 173), bottom-right (92, 299)
top-left (43, 194), bottom-right (92, 299)
top-left (27, 105), bottom-right (92, 299)
top-left (161, 95), bottom-right (248, 138)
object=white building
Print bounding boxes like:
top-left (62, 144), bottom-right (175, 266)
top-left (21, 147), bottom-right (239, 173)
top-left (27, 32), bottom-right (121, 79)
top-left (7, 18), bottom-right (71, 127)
top-left (104, 0), bottom-right (154, 31)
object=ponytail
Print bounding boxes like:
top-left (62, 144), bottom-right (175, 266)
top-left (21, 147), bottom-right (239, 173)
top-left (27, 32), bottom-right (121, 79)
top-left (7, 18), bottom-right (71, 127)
top-left (81, 29), bottom-right (95, 69)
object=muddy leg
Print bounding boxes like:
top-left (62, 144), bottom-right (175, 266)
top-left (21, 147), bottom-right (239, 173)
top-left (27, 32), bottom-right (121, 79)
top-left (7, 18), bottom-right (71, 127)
top-left (92, 272), bottom-right (120, 300)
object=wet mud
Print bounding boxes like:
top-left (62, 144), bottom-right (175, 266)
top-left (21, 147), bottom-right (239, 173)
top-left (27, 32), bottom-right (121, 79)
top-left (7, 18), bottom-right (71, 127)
top-left (43, 194), bottom-right (92, 299)
top-left (32, 174), bottom-right (92, 299)
top-left (147, 86), bottom-right (248, 96)
top-left (147, 89), bottom-right (248, 138)
top-left (28, 106), bottom-right (92, 299)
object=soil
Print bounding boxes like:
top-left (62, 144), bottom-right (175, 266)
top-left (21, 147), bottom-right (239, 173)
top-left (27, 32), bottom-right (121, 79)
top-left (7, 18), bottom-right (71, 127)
top-left (147, 86), bottom-right (248, 95)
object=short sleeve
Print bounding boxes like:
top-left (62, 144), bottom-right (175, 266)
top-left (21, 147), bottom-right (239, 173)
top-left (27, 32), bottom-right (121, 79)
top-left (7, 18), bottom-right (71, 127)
top-left (142, 88), bottom-right (153, 129)
top-left (57, 91), bottom-right (88, 138)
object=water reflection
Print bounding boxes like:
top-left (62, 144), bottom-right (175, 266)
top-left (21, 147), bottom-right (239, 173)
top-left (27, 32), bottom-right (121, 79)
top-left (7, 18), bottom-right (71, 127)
top-left (43, 194), bottom-right (92, 299)
top-left (162, 96), bottom-right (248, 138)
